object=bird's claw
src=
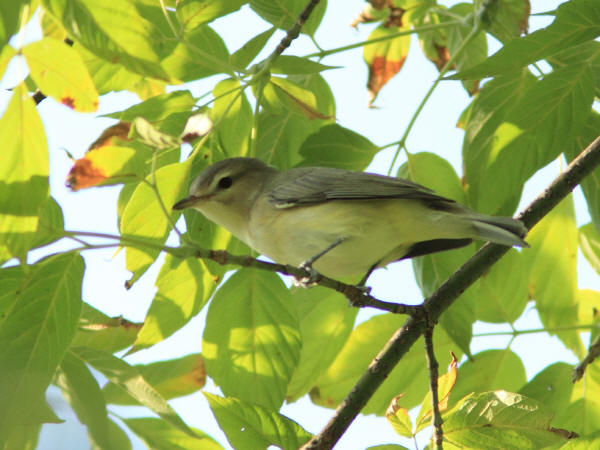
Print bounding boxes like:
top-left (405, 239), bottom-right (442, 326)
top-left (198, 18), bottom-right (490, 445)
top-left (294, 261), bottom-right (322, 288)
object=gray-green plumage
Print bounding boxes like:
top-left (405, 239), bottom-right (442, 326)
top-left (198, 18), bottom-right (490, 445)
top-left (174, 157), bottom-right (528, 281)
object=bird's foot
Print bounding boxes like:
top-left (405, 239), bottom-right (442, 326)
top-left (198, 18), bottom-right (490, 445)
top-left (293, 261), bottom-right (322, 288)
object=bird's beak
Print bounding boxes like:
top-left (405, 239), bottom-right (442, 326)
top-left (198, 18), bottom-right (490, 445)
top-left (173, 195), bottom-right (202, 210)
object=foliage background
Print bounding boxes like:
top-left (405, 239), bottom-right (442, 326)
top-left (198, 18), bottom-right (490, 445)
top-left (1, 0), bottom-right (599, 449)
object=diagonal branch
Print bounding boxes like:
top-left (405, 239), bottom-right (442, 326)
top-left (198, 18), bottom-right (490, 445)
top-left (301, 135), bottom-right (600, 449)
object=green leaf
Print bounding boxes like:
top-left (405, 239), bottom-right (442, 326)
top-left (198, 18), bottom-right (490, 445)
top-left (577, 289), bottom-right (600, 344)
top-left (73, 347), bottom-right (196, 437)
top-left (74, 42), bottom-right (163, 98)
top-left (444, 391), bottom-right (569, 448)
top-left (203, 269), bottom-right (301, 410)
top-left (467, 64), bottom-right (594, 216)
top-left (518, 363), bottom-right (574, 419)
top-left (271, 56), bottom-right (337, 75)
top-left (31, 196), bottom-right (65, 251)
top-left (477, 249), bottom-right (529, 323)
top-left (286, 286), bottom-right (357, 402)
top-left (399, 152), bottom-right (465, 202)
top-left (0, 84), bottom-right (49, 260)
top-left (176, 0), bottom-right (245, 30)
top-left (57, 351), bottom-right (113, 449)
top-left (255, 74), bottom-right (335, 169)
top-left (41, 0), bottom-right (172, 80)
top-left (249, 0), bottom-right (327, 36)
top-left (509, 64), bottom-right (594, 159)
top-left (121, 161), bottom-right (191, 284)
top-left (0, 44), bottom-right (16, 81)
top-left (398, 153), bottom-right (476, 354)
top-left (560, 430), bottom-right (600, 449)
top-left (0, 253), bottom-right (83, 438)
top-left (205, 393), bottom-right (312, 450)
top-left (580, 223), bottom-right (600, 274)
top-left (103, 353), bottom-right (205, 404)
top-left (558, 362), bottom-right (600, 436)
top-left (564, 111), bottom-right (600, 230)
top-left (462, 70), bottom-right (536, 214)
top-left (212, 78), bottom-right (252, 156)
top-left (70, 302), bottom-right (141, 353)
top-left (548, 40), bottom-right (600, 98)
top-left (482, 0), bottom-right (530, 43)
top-left (363, 25), bottom-right (411, 104)
top-left (4, 425), bottom-right (41, 450)
top-left (367, 446), bottom-right (410, 450)
top-left (453, 0), bottom-right (600, 79)
top-left (23, 37), bottom-right (99, 112)
top-left (160, 24), bottom-right (232, 81)
top-left (129, 117), bottom-right (181, 150)
top-left (123, 417), bottom-right (222, 450)
top-left (261, 76), bottom-right (332, 120)
top-left (0, 0), bottom-right (26, 48)
top-left (230, 27), bottom-right (276, 71)
top-left (385, 396), bottom-right (413, 438)
top-left (298, 124), bottom-right (377, 172)
top-left (131, 254), bottom-right (218, 352)
top-left (94, 419), bottom-right (133, 450)
top-left (0, 265), bottom-right (26, 317)
top-left (444, 3), bottom-right (487, 94)
top-left (449, 349), bottom-right (527, 407)
top-left (524, 195), bottom-right (584, 357)
top-left (313, 314), bottom-right (460, 414)
top-left (106, 90), bottom-right (196, 122)
top-left (182, 207), bottom-right (250, 276)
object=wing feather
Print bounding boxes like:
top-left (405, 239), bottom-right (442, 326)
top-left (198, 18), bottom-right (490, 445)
top-left (267, 167), bottom-right (455, 208)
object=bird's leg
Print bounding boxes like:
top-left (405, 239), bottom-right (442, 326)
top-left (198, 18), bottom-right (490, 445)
top-left (295, 237), bottom-right (346, 287)
top-left (356, 262), bottom-right (378, 292)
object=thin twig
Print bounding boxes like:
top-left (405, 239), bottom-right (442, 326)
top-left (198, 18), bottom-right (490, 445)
top-left (572, 334), bottom-right (600, 383)
top-left (301, 134), bottom-right (600, 449)
top-left (189, 249), bottom-right (422, 315)
top-left (387, 21), bottom-right (482, 175)
top-left (473, 324), bottom-right (599, 337)
top-left (273, 0), bottom-right (321, 59)
top-left (424, 323), bottom-right (443, 449)
top-left (63, 229), bottom-right (421, 315)
top-left (304, 21), bottom-right (461, 59)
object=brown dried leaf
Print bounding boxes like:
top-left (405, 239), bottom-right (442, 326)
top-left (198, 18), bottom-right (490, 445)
top-left (363, 25), bottom-right (411, 106)
top-left (89, 122), bottom-right (132, 150)
top-left (67, 157), bottom-right (106, 191)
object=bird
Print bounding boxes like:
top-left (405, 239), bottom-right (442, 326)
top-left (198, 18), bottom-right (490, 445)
top-left (173, 157), bottom-right (527, 284)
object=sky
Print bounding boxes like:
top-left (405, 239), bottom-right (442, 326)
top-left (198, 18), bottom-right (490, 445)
top-left (1, 0), bottom-right (596, 449)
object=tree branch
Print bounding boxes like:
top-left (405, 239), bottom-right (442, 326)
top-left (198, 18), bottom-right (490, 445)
top-left (301, 135), bottom-right (600, 449)
top-left (572, 333), bottom-right (600, 383)
top-left (186, 248), bottom-right (421, 315)
top-left (424, 324), bottom-right (443, 449)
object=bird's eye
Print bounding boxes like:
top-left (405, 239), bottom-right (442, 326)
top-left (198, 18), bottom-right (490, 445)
top-left (217, 176), bottom-right (233, 189)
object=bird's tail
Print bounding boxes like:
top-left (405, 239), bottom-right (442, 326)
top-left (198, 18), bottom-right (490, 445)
top-left (469, 213), bottom-right (529, 247)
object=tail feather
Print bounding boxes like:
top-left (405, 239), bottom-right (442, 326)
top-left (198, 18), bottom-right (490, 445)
top-left (470, 215), bottom-right (529, 247)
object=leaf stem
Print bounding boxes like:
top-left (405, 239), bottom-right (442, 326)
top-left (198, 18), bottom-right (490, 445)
top-left (197, 83), bottom-right (247, 110)
top-left (473, 324), bottom-right (599, 337)
top-left (305, 21), bottom-right (461, 59)
top-left (386, 21), bottom-right (482, 175)
top-left (159, 0), bottom-right (179, 38)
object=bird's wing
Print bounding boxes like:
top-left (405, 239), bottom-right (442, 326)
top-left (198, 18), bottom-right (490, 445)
top-left (267, 167), bottom-right (455, 208)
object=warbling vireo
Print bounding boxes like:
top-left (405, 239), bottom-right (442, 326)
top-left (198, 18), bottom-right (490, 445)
top-left (173, 158), bottom-right (527, 282)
